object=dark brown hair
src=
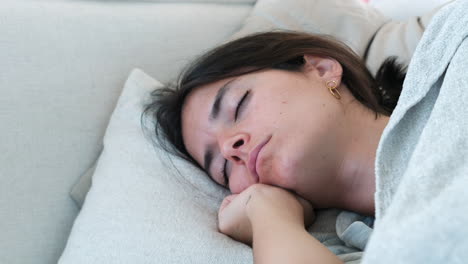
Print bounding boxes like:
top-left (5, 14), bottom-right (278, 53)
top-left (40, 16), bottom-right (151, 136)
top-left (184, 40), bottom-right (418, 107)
top-left (141, 30), bottom-right (406, 172)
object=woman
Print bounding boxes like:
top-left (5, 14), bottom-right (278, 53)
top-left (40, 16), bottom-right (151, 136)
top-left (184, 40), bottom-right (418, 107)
top-left (143, 30), bottom-right (401, 262)
top-left (143, 1), bottom-right (468, 262)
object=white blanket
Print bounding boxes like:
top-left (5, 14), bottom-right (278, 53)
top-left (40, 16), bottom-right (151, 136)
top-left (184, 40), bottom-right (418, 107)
top-left (363, 0), bottom-right (468, 262)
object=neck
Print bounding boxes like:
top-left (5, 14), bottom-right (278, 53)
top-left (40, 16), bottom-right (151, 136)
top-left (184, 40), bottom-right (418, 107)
top-left (334, 105), bottom-right (390, 216)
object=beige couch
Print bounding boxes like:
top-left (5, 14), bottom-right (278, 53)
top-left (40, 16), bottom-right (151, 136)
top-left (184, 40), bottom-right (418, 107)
top-left (0, 0), bottom-right (447, 263)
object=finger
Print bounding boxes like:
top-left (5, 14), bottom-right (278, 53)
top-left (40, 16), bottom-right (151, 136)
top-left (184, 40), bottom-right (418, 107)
top-left (218, 195), bottom-right (244, 233)
top-left (219, 193), bottom-right (248, 220)
top-left (219, 194), bottom-right (238, 212)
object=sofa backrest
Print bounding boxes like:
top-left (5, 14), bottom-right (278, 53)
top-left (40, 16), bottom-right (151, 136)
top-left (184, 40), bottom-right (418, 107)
top-left (0, 1), bottom-right (252, 263)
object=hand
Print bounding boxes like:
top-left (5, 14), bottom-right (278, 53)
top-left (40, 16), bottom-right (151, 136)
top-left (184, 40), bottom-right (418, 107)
top-left (217, 184), bottom-right (315, 246)
top-left (217, 187), bottom-right (255, 246)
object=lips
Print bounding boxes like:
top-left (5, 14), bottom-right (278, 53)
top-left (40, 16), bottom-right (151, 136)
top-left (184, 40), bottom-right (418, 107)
top-left (248, 135), bottom-right (272, 183)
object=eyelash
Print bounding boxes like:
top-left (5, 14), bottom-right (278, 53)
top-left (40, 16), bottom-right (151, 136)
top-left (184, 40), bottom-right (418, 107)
top-left (234, 90), bottom-right (250, 121)
top-left (220, 90), bottom-right (250, 187)
top-left (221, 159), bottom-right (228, 187)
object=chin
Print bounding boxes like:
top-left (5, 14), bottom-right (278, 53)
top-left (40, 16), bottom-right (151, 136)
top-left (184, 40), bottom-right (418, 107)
top-left (268, 155), bottom-right (300, 190)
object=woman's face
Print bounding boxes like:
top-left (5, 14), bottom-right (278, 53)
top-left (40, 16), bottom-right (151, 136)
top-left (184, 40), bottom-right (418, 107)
top-left (181, 56), bottom-right (346, 197)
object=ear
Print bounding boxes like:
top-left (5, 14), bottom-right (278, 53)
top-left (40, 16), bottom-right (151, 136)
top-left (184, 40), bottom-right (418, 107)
top-left (303, 54), bottom-right (343, 81)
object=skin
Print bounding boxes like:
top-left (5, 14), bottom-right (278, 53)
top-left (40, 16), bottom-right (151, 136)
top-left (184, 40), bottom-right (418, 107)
top-left (181, 55), bottom-right (389, 216)
top-left (219, 184), bottom-right (343, 263)
top-left (181, 55), bottom-right (390, 263)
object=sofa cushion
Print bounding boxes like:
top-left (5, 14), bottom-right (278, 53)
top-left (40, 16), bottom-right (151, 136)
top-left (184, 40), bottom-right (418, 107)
top-left (0, 1), bottom-right (251, 263)
top-left (228, 0), bottom-right (388, 63)
top-left (144, 0), bottom-right (256, 3)
top-left (70, 160), bottom-right (97, 208)
top-left (364, 1), bottom-right (450, 73)
top-left (228, 0), bottom-right (450, 76)
top-left (369, 0), bottom-right (451, 21)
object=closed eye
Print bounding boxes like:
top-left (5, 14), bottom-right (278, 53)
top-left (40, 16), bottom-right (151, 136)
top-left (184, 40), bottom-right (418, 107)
top-left (234, 90), bottom-right (250, 121)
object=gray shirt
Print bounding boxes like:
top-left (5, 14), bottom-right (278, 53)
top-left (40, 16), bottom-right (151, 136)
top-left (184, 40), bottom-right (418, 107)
top-left (363, 0), bottom-right (468, 263)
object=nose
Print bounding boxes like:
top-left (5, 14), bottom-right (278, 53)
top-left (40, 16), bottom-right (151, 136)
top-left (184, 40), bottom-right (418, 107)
top-left (220, 133), bottom-right (249, 165)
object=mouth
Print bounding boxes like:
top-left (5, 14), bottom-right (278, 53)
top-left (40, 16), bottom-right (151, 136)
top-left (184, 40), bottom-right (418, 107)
top-left (248, 135), bottom-right (272, 183)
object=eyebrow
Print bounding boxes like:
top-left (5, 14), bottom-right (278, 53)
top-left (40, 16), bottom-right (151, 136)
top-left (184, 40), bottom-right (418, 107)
top-left (204, 78), bottom-right (239, 181)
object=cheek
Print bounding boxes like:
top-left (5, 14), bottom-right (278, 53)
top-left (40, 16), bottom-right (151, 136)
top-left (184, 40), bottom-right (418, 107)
top-left (265, 121), bottom-right (328, 190)
top-left (268, 140), bottom-right (302, 188)
top-left (247, 95), bottom-right (289, 130)
top-left (264, 89), bottom-right (310, 127)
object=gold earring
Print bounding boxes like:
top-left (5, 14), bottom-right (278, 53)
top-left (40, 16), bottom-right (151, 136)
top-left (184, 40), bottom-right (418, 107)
top-left (326, 80), bottom-right (341, 100)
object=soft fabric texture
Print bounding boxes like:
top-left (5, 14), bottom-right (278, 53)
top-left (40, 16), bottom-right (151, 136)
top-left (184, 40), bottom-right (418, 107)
top-left (0, 1), bottom-right (251, 263)
top-left (363, 1), bottom-right (450, 74)
top-left (227, 0), bottom-right (448, 75)
top-left (70, 159), bottom-right (98, 208)
top-left (228, 0), bottom-right (388, 72)
top-left (369, 0), bottom-right (451, 21)
top-left (336, 211), bottom-right (374, 251)
top-left (143, 0), bottom-right (256, 3)
top-left (59, 68), bottom-right (363, 263)
top-left (363, 0), bottom-right (468, 262)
